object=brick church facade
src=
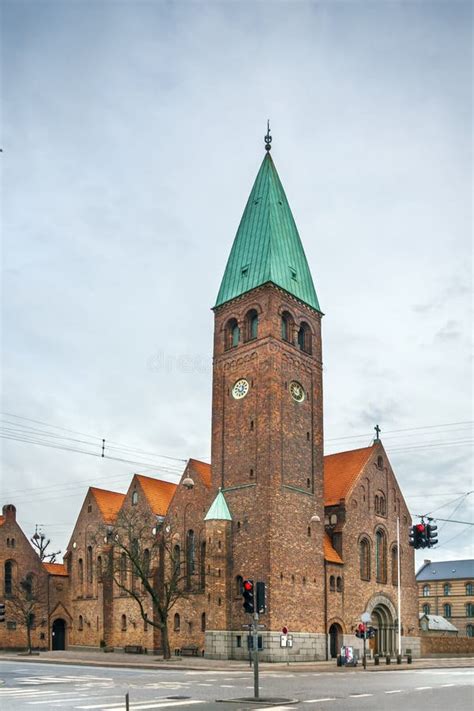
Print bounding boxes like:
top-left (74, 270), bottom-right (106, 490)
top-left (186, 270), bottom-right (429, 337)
top-left (0, 140), bottom-right (420, 660)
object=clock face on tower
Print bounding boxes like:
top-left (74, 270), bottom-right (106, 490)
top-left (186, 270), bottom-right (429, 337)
top-left (232, 378), bottom-right (249, 400)
top-left (289, 380), bottom-right (305, 402)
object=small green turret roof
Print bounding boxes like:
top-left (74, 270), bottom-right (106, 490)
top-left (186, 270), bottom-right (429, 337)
top-left (204, 490), bottom-right (232, 521)
top-left (215, 152), bottom-right (320, 311)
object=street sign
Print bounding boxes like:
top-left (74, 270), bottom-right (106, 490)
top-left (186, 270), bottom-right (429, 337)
top-left (280, 634), bottom-right (288, 648)
top-left (282, 626), bottom-right (288, 635)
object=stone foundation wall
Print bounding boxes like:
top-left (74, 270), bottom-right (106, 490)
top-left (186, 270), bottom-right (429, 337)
top-left (205, 629), bottom-right (326, 661)
top-left (421, 635), bottom-right (474, 657)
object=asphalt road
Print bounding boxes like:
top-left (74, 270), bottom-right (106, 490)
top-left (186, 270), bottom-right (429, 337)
top-left (0, 661), bottom-right (472, 711)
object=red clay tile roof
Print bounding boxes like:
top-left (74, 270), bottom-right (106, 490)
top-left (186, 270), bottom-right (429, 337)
top-left (90, 488), bottom-right (126, 523)
top-left (324, 445), bottom-right (374, 506)
top-left (43, 562), bottom-right (68, 576)
top-left (324, 533), bottom-right (343, 564)
top-left (0, 516), bottom-right (4, 526)
top-left (188, 459), bottom-right (211, 488)
top-left (135, 475), bottom-right (177, 516)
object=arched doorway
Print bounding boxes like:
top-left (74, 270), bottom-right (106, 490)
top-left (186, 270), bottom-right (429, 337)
top-left (328, 623), bottom-right (342, 658)
top-left (51, 618), bottom-right (66, 650)
top-left (372, 603), bottom-right (395, 655)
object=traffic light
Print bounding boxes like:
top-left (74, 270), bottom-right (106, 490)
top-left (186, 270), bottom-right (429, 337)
top-left (355, 623), bottom-right (365, 638)
top-left (426, 522), bottom-right (438, 547)
top-left (409, 523), bottom-right (427, 549)
top-left (0, 603), bottom-right (5, 623)
top-left (256, 581), bottom-right (266, 614)
top-left (242, 579), bottom-right (255, 614)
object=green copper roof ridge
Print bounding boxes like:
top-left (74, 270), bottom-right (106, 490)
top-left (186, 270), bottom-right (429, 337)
top-left (204, 489), bottom-right (232, 521)
top-left (215, 152), bottom-right (320, 311)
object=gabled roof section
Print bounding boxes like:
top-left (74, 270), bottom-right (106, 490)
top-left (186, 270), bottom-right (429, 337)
top-left (215, 153), bottom-right (320, 311)
top-left (419, 613), bottom-right (458, 633)
top-left (324, 533), bottom-right (343, 564)
top-left (204, 490), bottom-right (232, 521)
top-left (324, 445), bottom-right (374, 506)
top-left (135, 475), bottom-right (177, 516)
top-left (43, 562), bottom-right (68, 577)
top-left (90, 487), bottom-right (126, 524)
top-left (416, 559), bottom-right (474, 581)
top-left (188, 459), bottom-right (211, 488)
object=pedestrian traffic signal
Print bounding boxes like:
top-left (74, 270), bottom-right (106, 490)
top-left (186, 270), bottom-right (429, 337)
top-left (426, 522), bottom-right (438, 547)
top-left (0, 603), bottom-right (5, 623)
top-left (409, 523), bottom-right (427, 549)
top-left (242, 579), bottom-right (255, 614)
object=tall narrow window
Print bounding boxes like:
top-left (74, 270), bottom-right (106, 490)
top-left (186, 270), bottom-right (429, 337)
top-left (87, 546), bottom-right (93, 585)
top-left (422, 603), bottom-right (430, 615)
top-left (329, 575), bottom-right (335, 592)
top-left (443, 583), bottom-right (451, 596)
top-left (467, 625), bottom-right (474, 637)
top-left (423, 585), bottom-right (430, 597)
top-left (444, 603), bottom-right (452, 618)
top-left (201, 612), bottom-right (206, 632)
top-left (4, 561), bottom-right (13, 595)
top-left (375, 529), bottom-right (387, 584)
top-left (78, 558), bottom-right (84, 585)
top-left (281, 311), bottom-right (294, 343)
top-left (174, 613), bottom-right (180, 631)
top-left (121, 614), bottom-right (127, 631)
top-left (173, 544), bottom-right (181, 578)
top-left (359, 538), bottom-right (370, 581)
top-left (23, 573), bottom-right (34, 600)
top-left (236, 575), bottom-right (243, 596)
top-left (336, 576), bottom-right (342, 592)
top-left (186, 530), bottom-right (195, 586)
top-left (466, 603), bottom-right (474, 617)
top-left (466, 583), bottom-right (473, 596)
top-left (78, 615), bottom-right (84, 631)
top-left (97, 556), bottom-right (103, 582)
top-left (120, 552), bottom-right (127, 588)
top-left (245, 309), bottom-right (258, 341)
top-left (297, 322), bottom-right (312, 354)
top-left (391, 545), bottom-right (399, 586)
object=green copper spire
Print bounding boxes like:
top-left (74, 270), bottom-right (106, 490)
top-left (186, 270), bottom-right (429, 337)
top-left (204, 490), bottom-right (232, 521)
top-left (215, 151), bottom-right (320, 311)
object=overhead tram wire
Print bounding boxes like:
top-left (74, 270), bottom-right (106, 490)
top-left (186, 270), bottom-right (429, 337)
top-left (324, 420), bottom-right (473, 443)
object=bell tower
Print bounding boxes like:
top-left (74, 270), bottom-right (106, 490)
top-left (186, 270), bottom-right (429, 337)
top-left (209, 131), bottom-right (326, 660)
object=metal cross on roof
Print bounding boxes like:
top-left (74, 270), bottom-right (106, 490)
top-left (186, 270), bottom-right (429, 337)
top-left (264, 120), bottom-right (272, 151)
top-left (374, 424), bottom-right (381, 441)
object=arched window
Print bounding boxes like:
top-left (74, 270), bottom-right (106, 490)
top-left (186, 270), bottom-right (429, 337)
top-left (78, 558), bottom-right (84, 585)
top-left (120, 552), bottom-right (127, 587)
top-left (467, 624), bottom-right (474, 637)
top-left (359, 538), bottom-right (370, 581)
top-left (391, 545), bottom-right (399, 586)
top-left (466, 603), bottom-right (474, 617)
top-left (444, 583), bottom-right (451, 596)
top-left (297, 322), bottom-right (312, 354)
top-left (444, 603), bottom-right (452, 618)
top-left (380, 496), bottom-right (386, 516)
top-left (200, 540), bottom-right (206, 589)
top-left (374, 496), bottom-right (379, 514)
top-left (87, 546), bottom-right (93, 584)
top-left (377, 455), bottom-right (384, 469)
top-left (78, 615), bottom-right (84, 631)
top-left (186, 530), bottom-right (195, 586)
top-left (336, 576), bottom-right (342, 592)
top-left (132, 490), bottom-right (138, 505)
top-left (236, 575), bottom-right (243, 596)
top-left (174, 613), bottom-right (180, 631)
top-left (375, 529), bottom-right (387, 584)
top-left (422, 603), bottom-right (430, 615)
top-left (4, 561), bottom-right (13, 595)
top-left (329, 575), bottom-right (335, 592)
top-left (466, 583), bottom-right (473, 596)
top-left (121, 614), bottom-right (127, 631)
top-left (245, 309), bottom-right (258, 341)
top-left (201, 612), bottom-right (206, 632)
top-left (281, 311), bottom-right (294, 343)
top-left (23, 573), bottom-right (34, 600)
top-left (97, 556), bottom-right (103, 582)
top-left (225, 318), bottom-right (240, 350)
top-left (423, 584), bottom-right (430, 597)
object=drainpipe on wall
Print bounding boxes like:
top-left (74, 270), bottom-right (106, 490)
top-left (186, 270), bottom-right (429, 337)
top-left (324, 559), bottom-right (328, 661)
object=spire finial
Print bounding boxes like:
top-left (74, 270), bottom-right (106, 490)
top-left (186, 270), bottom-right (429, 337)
top-left (374, 424), bottom-right (381, 443)
top-left (264, 119), bottom-right (272, 152)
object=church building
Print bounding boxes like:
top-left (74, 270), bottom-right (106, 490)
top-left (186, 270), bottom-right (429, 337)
top-left (0, 135), bottom-right (420, 659)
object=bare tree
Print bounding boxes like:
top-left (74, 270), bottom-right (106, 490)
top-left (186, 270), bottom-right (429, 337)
top-left (8, 575), bottom-right (46, 654)
top-left (99, 508), bottom-right (196, 659)
top-left (30, 526), bottom-right (61, 563)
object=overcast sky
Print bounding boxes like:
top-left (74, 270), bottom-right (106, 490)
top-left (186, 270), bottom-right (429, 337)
top-left (1, 0), bottom-right (472, 567)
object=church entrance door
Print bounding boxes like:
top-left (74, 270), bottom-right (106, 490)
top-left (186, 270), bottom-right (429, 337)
top-left (372, 603), bottom-right (395, 656)
top-left (52, 619), bottom-right (66, 650)
top-left (329, 623), bottom-right (342, 658)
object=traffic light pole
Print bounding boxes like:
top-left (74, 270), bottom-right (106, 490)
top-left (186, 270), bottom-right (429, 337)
top-left (253, 612), bottom-right (259, 699)
top-left (363, 627), bottom-right (367, 669)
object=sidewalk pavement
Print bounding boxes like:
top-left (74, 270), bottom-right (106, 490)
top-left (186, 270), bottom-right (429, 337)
top-left (0, 649), bottom-right (472, 673)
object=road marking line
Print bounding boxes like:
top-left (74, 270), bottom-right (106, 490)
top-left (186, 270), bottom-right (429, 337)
top-left (303, 699), bottom-right (336, 703)
top-left (77, 701), bottom-right (205, 711)
top-left (28, 699), bottom-right (90, 705)
top-left (197, 683), bottom-right (212, 686)
top-left (349, 693), bottom-right (373, 697)
top-left (263, 707), bottom-right (295, 710)
top-left (385, 690), bottom-right (402, 694)
top-left (219, 684), bottom-right (235, 688)
top-left (415, 686), bottom-right (432, 690)
top-left (440, 683), bottom-right (456, 687)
